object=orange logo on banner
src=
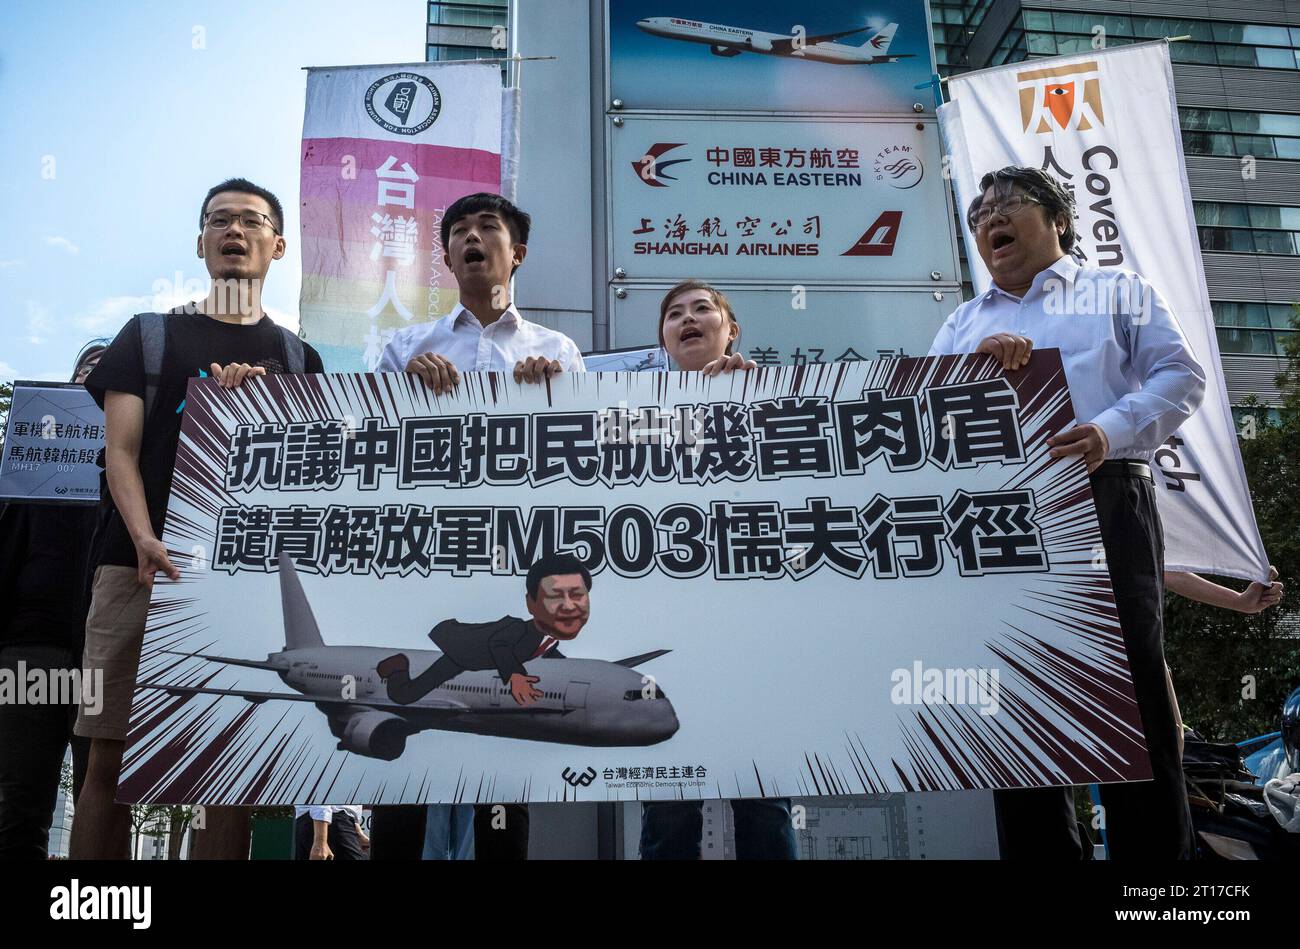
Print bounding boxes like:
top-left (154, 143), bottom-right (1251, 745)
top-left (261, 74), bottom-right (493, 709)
top-left (1016, 61), bottom-right (1104, 133)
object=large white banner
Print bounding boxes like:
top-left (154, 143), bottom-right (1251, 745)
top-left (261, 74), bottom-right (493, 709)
top-left (116, 354), bottom-right (1156, 806)
top-left (939, 41), bottom-right (1269, 582)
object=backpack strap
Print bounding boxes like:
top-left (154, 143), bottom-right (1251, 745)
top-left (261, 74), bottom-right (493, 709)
top-left (278, 325), bottom-right (306, 374)
top-left (137, 312), bottom-right (167, 421)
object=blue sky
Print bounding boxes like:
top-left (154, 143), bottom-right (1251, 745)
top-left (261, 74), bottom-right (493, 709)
top-left (0, 0), bottom-right (425, 382)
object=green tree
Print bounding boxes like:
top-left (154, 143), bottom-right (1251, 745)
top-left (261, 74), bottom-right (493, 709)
top-left (1165, 306), bottom-right (1300, 741)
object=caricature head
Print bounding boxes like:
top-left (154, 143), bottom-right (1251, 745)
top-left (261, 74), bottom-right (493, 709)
top-left (525, 552), bottom-right (592, 641)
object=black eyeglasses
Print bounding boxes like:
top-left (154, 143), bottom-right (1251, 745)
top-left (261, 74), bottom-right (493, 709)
top-left (967, 194), bottom-right (1041, 231)
top-left (204, 211), bottom-right (280, 234)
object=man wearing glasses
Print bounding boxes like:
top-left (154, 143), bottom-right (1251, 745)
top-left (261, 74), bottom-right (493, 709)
top-left (928, 166), bottom-right (1205, 860)
top-left (70, 179), bottom-right (324, 858)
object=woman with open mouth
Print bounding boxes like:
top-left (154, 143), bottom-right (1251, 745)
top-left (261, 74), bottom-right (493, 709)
top-left (639, 279), bottom-right (797, 861)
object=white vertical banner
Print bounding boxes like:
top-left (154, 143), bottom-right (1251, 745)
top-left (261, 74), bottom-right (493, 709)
top-left (938, 40), bottom-right (1269, 582)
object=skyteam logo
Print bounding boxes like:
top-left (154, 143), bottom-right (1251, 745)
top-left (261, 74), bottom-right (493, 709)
top-left (873, 144), bottom-right (923, 189)
top-left (365, 72), bottom-right (441, 136)
top-left (632, 143), bottom-right (691, 187)
top-left (1017, 61), bottom-right (1104, 133)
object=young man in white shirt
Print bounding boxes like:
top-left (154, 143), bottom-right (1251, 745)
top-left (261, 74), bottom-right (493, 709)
top-left (375, 192), bottom-right (580, 861)
top-left (376, 192), bottom-right (584, 388)
top-left (929, 166), bottom-right (1205, 860)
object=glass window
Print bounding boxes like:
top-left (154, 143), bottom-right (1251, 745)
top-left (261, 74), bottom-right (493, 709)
top-left (1196, 202), bottom-right (1250, 226)
top-left (1254, 230), bottom-right (1298, 255)
top-left (1236, 134), bottom-right (1279, 158)
top-left (1135, 17), bottom-right (1214, 41)
top-left (1256, 113), bottom-right (1300, 136)
top-left (1026, 33), bottom-right (1056, 54)
top-left (1055, 35), bottom-right (1094, 55)
top-left (1238, 25), bottom-right (1293, 46)
top-left (1268, 304), bottom-right (1300, 330)
top-left (1171, 42), bottom-right (1218, 65)
top-left (1100, 16), bottom-right (1134, 37)
top-left (1277, 137), bottom-right (1300, 160)
top-left (1215, 44), bottom-right (1259, 67)
top-left (1051, 12), bottom-right (1094, 34)
top-left (1024, 11), bottom-right (1052, 30)
top-left (1182, 108), bottom-right (1230, 132)
top-left (1254, 46), bottom-right (1296, 69)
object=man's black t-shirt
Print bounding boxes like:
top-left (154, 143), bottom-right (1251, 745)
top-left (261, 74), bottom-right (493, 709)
top-left (84, 309), bottom-right (325, 568)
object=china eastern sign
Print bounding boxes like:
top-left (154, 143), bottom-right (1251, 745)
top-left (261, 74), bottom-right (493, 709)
top-left (610, 116), bottom-right (954, 283)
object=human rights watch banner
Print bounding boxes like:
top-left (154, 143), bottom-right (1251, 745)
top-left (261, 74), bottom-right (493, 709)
top-left (117, 352), bottom-right (1154, 806)
top-left (939, 41), bottom-right (1270, 583)
top-left (299, 63), bottom-right (503, 373)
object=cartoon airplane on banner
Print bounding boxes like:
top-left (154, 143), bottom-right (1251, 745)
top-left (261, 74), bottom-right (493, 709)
top-left (142, 554), bottom-right (679, 761)
top-left (635, 17), bottom-right (911, 65)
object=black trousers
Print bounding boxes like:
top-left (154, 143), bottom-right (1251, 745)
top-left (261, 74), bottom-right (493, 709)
top-left (0, 645), bottom-right (90, 860)
top-left (368, 804), bottom-right (427, 860)
top-left (294, 812), bottom-right (365, 860)
top-left (474, 804), bottom-right (529, 860)
top-left (994, 468), bottom-right (1194, 861)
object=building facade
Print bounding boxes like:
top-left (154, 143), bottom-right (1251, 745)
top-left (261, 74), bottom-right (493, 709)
top-left (426, 0), bottom-right (509, 64)
top-left (930, 0), bottom-right (1300, 411)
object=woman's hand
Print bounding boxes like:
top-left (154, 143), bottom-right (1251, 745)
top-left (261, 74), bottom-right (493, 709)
top-left (700, 353), bottom-right (756, 377)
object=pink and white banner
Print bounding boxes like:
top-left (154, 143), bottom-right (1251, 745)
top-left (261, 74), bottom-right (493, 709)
top-left (300, 63), bottom-right (503, 371)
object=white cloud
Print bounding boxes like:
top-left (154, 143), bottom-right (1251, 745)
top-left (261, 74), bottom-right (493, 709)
top-left (0, 361), bottom-right (17, 381)
top-left (74, 294), bottom-right (170, 337)
top-left (265, 305), bottom-right (300, 333)
top-left (44, 235), bottom-right (80, 255)
top-left (0, 259), bottom-right (23, 270)
top-left (72, 292), bottom-right (298, 338)
top-left (25, 300), bottom-right (55, 344)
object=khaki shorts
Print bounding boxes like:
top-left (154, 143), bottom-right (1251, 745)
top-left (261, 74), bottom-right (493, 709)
top-left (75, 565), bottom-right (151, 741)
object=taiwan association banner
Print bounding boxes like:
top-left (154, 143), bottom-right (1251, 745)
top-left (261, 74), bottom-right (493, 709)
top-left (939, 41), bottom-right (1269, 582)
top-left (300, 63), bottom-right (503, 373)
top-left (118, 352), bottom-right (1154, 806)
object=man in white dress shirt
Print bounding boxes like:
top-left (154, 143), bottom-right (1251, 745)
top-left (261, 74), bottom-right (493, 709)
top-left (377, 192), bottom-right (584, 388)
top-left (929, 166), bottom-right (1206, 860)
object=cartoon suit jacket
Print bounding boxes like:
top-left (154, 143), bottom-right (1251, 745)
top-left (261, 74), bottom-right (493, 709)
top-left (428, 616), bottom-right (566, 684)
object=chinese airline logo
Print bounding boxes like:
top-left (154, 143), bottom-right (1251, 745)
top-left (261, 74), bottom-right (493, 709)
top-left (632, 143), bottom-right (691, 188)
top-left (841, 211), bottom-right (902, 256)
top-left (1017, 61), bottom-right (1104, 133)
top-left (365, 72), bottom-right (441, 136)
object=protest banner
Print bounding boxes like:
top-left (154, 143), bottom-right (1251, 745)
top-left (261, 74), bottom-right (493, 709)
top-left (118, 351), bottom-right (1152, 805)
top-left (0, 381), bottom-right (103, 504)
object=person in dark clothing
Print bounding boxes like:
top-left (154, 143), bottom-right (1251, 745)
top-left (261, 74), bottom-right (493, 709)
top-left (0, 344), bottom-right (104, 859)
top-left (69, 178), bottom-right (325, 859)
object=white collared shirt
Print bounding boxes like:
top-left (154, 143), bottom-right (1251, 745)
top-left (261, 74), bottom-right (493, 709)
top-left (295, 805), bottom-right (363, 824)
top-left (928, 256), bottom-right (1206, 461)
top-left (377, 304), bottom-right (586, 375)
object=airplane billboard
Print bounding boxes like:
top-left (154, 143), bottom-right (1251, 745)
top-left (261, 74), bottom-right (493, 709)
top-left (609, 0), bottom-right (936, 113)
top-left (116, 360), bottom-right (1155, 805)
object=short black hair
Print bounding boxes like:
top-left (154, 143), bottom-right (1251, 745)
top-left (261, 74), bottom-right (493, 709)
top-left (969, 166), bottom-right (1076, 254)
top-left (200, 177), bottom-right (284, 234)
top-left (441, 192), bottom-right (531, 251)
top-left (525, 552), bottom-right (592, 600)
